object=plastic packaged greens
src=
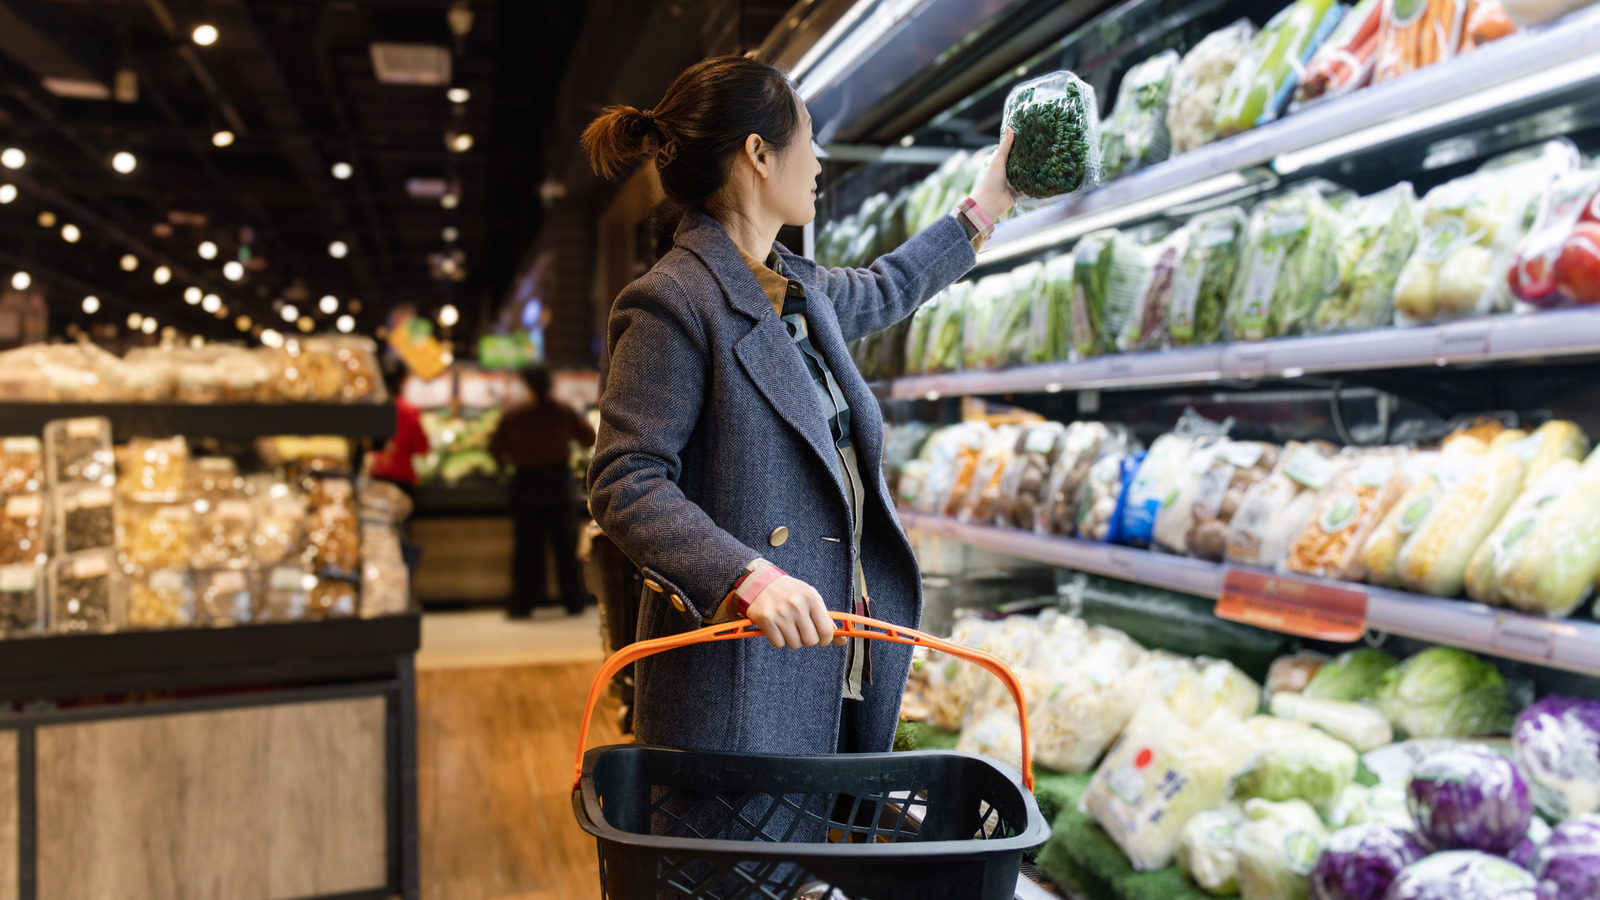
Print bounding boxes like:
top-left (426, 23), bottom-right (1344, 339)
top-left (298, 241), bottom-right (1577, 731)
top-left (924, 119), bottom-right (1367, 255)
top-left (1168, 21), bottom-right (1259, 154)
top-left (1100, 50), bottom-right (1177, 180)
top-left (1103, 235), bottom-right (1161, 356)
top-left (1230, 729), bottom-right (1359, 817)
top-left (1121, 229), bottom-right (1188, 352)
top-left (1002, 71), bottom-right (1102, 209)
top-left (990, 262), bottom-right (1042, 369)
top-left (1170, 207), bottom-right (1248, 347)
top-left (961, 274), bottom-right (1006, 371)
top-left (1027, 254), bottom-right (1074, 365)
top-left (1376, 647), bottom-right (1515, 739)
top-left (1179, 806), bottom-right (1248, 896)
top-left (1216, 0), bottom-right (1345, 136)
top-left (1226, 187), bottom-right (1345, 340)
top-left (1071, 231), bottom-right (1115, 359)
top-left (903, 300), bottom-right (936, 376)
top-left (1233, 798), bottom-right (1329, 900)
top-left (1313, 182), bottom-right (1422, 333)
top-left (923, 281), bottom-right (970, 373)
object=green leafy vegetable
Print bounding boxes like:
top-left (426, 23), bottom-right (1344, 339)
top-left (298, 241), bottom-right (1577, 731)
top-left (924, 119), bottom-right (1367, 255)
top-left (1376, 647), bottom-right (1515, 739)
top-left (1304, 648), bottom-right (1398, 702)
top-left (1004, 72), bottom-right (1102, 201)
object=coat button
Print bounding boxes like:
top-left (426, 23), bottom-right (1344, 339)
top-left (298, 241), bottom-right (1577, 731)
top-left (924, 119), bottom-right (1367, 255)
top-left (643, 578), bottom-right (663, 593)
top-left (769, 526), bottom-right (789, 547)
top-left (670, 594), bottom-right (687, 613)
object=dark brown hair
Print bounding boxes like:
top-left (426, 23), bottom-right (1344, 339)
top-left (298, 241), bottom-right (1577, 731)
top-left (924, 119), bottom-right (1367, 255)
top-left (581, 56), bottom-right (803, 228)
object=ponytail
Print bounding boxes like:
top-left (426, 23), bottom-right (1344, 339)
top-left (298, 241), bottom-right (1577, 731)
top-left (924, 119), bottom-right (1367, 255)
top-left (581, 105), bottom-right (665, 182)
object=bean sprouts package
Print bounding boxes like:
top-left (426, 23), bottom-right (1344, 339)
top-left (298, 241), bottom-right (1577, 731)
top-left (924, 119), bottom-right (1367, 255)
top-left (955, 704), bottom-right (1027, 774)
top-left (1077, 449), bottom-right (1144, 543)
top-left (1395, 449), bottom-right (1529, 597)
top-left (1216, 0), bottom-right (1345, 136)
top-left (1082, 699), bottom-right (1233, 872)
top-left (1042, 421), bottom-right (1130, 535)
top-left (49, 549), bottom-right (123, 633)
top-left (1226, 442), bottom-right (1346, 568)
top-left (1120, 228), bottom-right (1188, 352)
top-left (999, 422), bottom-right (1066, 530)
top-left (43, 416), bottom-right (115, 487)
top-left (1167, 20), bottom-right (1259, 155)
top-left (1225, 187), bottom-right (1346, 341)
top-left (0, 563), bottom-right (43, 637)
top-left (1170, 207), bottom-right (1249, 347)
top-left (1313, 182), bottom-right (1423, 333)
top-left (1027, 625), bottom-right (1151, 773)
top-left (1124, 410), bottom-right (1232, 549)
top-left (1100, 50), bottom-right (1178, 180)
top-left (1285, 448), bottom-right (1409, 580)
top-left (1001, 71), bottom-right (1103, 211)
top-left (1484, 450), bottom-right (1600, 617)
top-left (1029, 254), bottom-right (1075, 365)
top-left (1127, 653), bottom-right (1265, 727)
top-left (1158, 439), bottom-right (1278, 557)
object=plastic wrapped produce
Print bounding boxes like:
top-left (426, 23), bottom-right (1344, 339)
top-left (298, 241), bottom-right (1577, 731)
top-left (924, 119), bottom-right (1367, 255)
top-left (1508, 170), bottom-right (1600, 306)
top-left (1270, 692), bottom-right (1394, 751)
top-left (1170, 207), bottom-right (1249, 347)
top-left (998, 422), bottom-right (1065, 529)
top-left (1152, 435), bottom-right (1238, 555)
top-left (990, 262), bottom-right (1043, 369)
top-left (1082, 699), bottom-right (1232, 871)
top-left (128, 568), bottom-right (192, 628)
top-left (0, 437), bottom-right (43, 495)
top-left (1042, 422), bottom-right (1124, 534)
top-left (1226, 442), bottom-right (1345, 568)
top-left (1125, 410), bottom-right (1230, 549)
top-left (1409, 746), bottom-right (1532, 854)
top-left (1077, 449), bottom-right (1142, 542)
top-left (1388, 851), bottom-right (1537, 900)
top-left (0, 564), bottom-right (42, 636)
top-left (1460, 0), bottom-right (1518, 50)
top-left (961, 272), bottom-right (1012, 371)
top-left (118, 437), bottom-right (188, 502)
top-left (1231, 729), bottom-right (1359, 816)
top-left (1512, 695), bottom-right (1600, 821)
top-left (1286, 449), bottom-right (1407, 580)
top-left (1180, 806), bottom-right (1248, 896)
top-left (1002, 71), bottom-right (1102, 209)
top-left (0, 492), bottom-right (46, 566)
top-left (1121, 228), bottom-right (1188, 352)
top-left (1103, 236), bottom-right (1161, 357)
top-left (924, 616), bottom-right (995, 730)
top-left (910, 423), bottom-right (985, 515)
top-left (1234, 798), bottom-right (1329, 900)
top-left (43, 416), bottom-right (114, 487)
top-left (1070, 231), bottom-right (1115, 358)
top-left (1296, 0), bottom-right (1382, 105)
top-left (1167, 20), bottom-right (1258, 154)
top-left (1182, 440), bottom-right (1280, 561)
top-left (194, 567), bottom-right (254, 626)
top-left (1377, 647), bottom-right (1515, 738)
top-left (1310, 823), bottom-right (1427, 900)
top-left (1501, 420), bottom-right (1590, 486)
top-left (923, 282), bottom-right (970, 373)
top-left (1226, 187), bottom-right (1346, 340)
top-left (1305, 648), bottom-right (1398, 701)
top-left (1396, 449), bottom-right (1527, 597)
top-left (952, 425), bottom-right (1020, 523)
top-left (120, 501), bottom-right (194, 571)
top-left (1267, 652), bottom-right (1330, 698)
top-left (1489, 450), bottom-right (1600, 617)
top-left (1335, 781), bottom-right (1416, 830)
top-left (902, 301), bottom-right (935, 376)
top-left (1313, 183), bottom-right (1422, 333)
top-left (1029, 254), bottom-right (1074, 365)
top-left (1029, 629), bottom-right (1150, 773)
top-left (1374, 0), bottom-right (1470, 83)
top-left (50, 549), bottom-right (122, 633)
top-left (1361, 448), bottom-right (1469, 587)
top-left (54, 482), bottom-right (116, 555)
top-left (1532, 815), bottom-right (1600, 900)
top-left (1100, 50), bottom-right (1177, 180)
top-left (955, 704), bottom-right (1026, 773)
top-left (360, 520), bottom-right (409, 617)
top-left (1216, 0), bottom-right (1345, 136)
top-left (1502, 0), bottom-right (1599, 24)
top-left (1465, 458), bottom-right (1581, 608)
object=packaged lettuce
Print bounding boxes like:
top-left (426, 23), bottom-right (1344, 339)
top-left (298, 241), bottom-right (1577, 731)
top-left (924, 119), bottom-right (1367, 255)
top-left (1002, 71), bottom-right (1103, 210)
top-left (1167, 20), bottom-right (1259, 155)
top-left (1170, 207), bottom-right (1248, 347)
top-left (1071, 231), bottom-right (1114, 359)
top-left (923, 281), bottom-right (971, 373)
top-left (1231, 729), bottom-right (1359, 817)
top-left (1029, 254), bottom-right (1075, 365)
top-left (1103, 235), bottom-right (1160, 356)
top-left (961, 273), bottom-right (1010, 371)
top-left (1121, 229), bottom-right (1188, 352)
top-left (1304, 648), bottom-right (1398, 702)
top-left (1226, 187), bottom-right (1344, 341)
top-left (1313, 182), bottom-right (1421, 333)
top-left (991, 261), bottom-right (1043, 369)
top-left (1216, 0), bottom-right (1344, 136)
top-left (1100, 50), bottom-right (1178, 180)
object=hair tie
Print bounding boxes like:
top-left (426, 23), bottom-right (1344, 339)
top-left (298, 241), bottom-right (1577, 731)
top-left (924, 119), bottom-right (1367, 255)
top-left (640, 108), bottom-right (656, 127)
top-left (655, 139), bottom-right (679, 171)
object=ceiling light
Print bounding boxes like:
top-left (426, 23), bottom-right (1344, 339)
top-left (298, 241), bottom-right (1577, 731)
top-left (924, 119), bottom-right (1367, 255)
top-left (198, 241), bottom-right (218, 260)
top-left (336, 314), bottom-right (355, 333)
top-left (192, 24), bottom-right (218, 46)
top-left (201, 293), bottom-right (221, 313)
top-left (222, 260), bottom-right (244, 281)
top-left (438, 303), bottom-right (459, 327)
top-left (10, 272), bottom-right (30, 291)
top-left (119, 254), bottom-right (139, 272)
top-left (60, 224), bottom-right (81, 243)
top-left (441, 226), bottom-right (459, 242)
top-left (37, 211), bottom-right (56, 228)
top-left (319, 295), bottom-right (338, 314)
top-left (0, 185), bottom-right (14, 204)
top-left (440, 193), bottom-right (459, 209)
top-left (297, 316), bottom-right (314, 333)
top-left (140, 317), bottom-right (157, 334)
top-left (236, 315), bottom-right (252, 331)
top-left (152, 265), bottom-right (172, 285)
top-left (111, 151), bottom-right (137, 174)
top-left (82, 295), bottom-right (100, 314)
top-left (328, 240), bottom-right (349, 259)
top-left (127, 312), bottom-right (143, 329)
top-left (260, 328), bottom-right (283, 348)
top-left (447, 87), bottom-right (470, 104)
top-left (281, 304), bottom-right (299, 323)
top-left (184, 287), bottom-right (202, 305)
top-left (331, 161), bottom-right (353, 180)
top-left (211, 130), bottom-right (234, 148)
top-left (449, 132), bottom-right (474, 153)
top-left (0, 148), bottom-right (23, 170)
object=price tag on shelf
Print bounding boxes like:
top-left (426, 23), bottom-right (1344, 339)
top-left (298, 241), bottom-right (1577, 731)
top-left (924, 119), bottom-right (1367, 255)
top-left (1490, 612), bottom-right (1560, 661)
top-left (1225, 344), bottom-right (1271, 379)
top-left (1435, 319), bottom-right (1492, 361)
top-left (1106, 356), bottom-right (1134, 380)
top-left (1103, 547), bottom-right (1138, 579)
top-left (1216, 568), bottom-right (1368, 642)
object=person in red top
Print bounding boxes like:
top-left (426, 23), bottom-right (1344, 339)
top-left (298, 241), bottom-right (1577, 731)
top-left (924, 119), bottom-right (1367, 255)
top-left (370, 368), bottom-right (431, 490)
top-left (490, 364), bottom-right (597, 617)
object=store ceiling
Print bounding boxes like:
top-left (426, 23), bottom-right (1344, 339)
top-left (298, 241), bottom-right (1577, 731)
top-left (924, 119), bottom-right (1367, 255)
top-left (0, 0), bottom-right (585, 341)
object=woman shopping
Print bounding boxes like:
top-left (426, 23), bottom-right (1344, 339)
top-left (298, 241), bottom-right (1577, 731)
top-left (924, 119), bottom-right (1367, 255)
top-left (583, 56), bottom-right (1017, 762)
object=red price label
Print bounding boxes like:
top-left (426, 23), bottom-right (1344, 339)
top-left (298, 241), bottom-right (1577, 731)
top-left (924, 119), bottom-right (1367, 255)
top-left (1216, 569), bottom-right (1369, 642)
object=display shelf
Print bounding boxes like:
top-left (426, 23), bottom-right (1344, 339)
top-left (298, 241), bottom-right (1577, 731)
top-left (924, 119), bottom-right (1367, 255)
top-left (976, 6), bottom-right (1600, 266)
top-left (881, 307), bottom-right (1600, 398)
top-left (900, 511), bottom-right (1600, 677)
top-left (0, 401), bottom-right (396, 440)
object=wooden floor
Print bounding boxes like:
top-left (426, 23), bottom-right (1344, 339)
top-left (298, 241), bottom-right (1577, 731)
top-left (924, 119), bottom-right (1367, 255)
top-left (417, 661), bottom-right (626, 900)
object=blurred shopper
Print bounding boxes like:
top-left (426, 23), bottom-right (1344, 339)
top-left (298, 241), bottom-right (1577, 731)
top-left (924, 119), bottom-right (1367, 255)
top-left (369, 366), bottom-right (430, 495)
top-left (490, 364), bottom-right (596, 617)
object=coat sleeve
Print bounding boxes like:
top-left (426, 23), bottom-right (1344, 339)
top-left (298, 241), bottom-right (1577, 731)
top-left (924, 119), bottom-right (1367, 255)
top-left (817, 213), bottom-right (977, 343)
top-left (586, 277), bottom-right (761, 625)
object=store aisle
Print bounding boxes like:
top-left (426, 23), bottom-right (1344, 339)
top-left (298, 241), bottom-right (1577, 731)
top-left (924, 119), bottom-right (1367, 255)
top-left (416, 612), bottom-right (625, 900)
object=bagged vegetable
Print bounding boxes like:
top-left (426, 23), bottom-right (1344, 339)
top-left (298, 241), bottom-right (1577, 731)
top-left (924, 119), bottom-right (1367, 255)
top-left (1313, 182), bottom-right (1422, 333)
top-left (1226, 187), bottom-right (1346, 340)
top-left (1127, 653), bottom-right (1264, 728)
top-left (1002, 71), bottom-right (1103, 209)
top-left (989, 263), bottom-right (1043, 370)
top-left (1267, 651), bottom-right (1330, 699)
top-left (1532, 815), bottom-right (1600, 900)
top-left (1286, 448), bottom-right (1408, 580)
top-left (1216, 0), bottom-right (1345, 136)
top-left (1082, 699), bottom-right (1233, 871)
top-left (1029, 254), bottom-right (1074, 365)
top-left (1502, 0), bottom-right (1595, 24)
top-left (1120, 228), bottom-right (1188, 352)
top-left (923, 281), bottom-right (971, 373)
top-left (1304, 647), bottom-right (1399, 702)
top-left (1232, 729), bottom-right (1360, 817)
top-left (1028, 625), bottom-right (1151, 773)
top-left (1388, 851), bottom-right (1538, 900)
top-left (910, 423), bottom-right (987, 515)
top-left (1409, 746), bottom-right (1533, 854)
top-left (1180, 806), bottom-right (1248, 896)
top-left (956, 704), bottom-right (1027, 773)
top-left (998, 422), bottom-right (1066, 529)
top-left (1460, 0), bottom-right (1517, 50)
top-left (1341, 781), bottom-right (1417, 830)
top-left (1103, 234), bottom-right (1161, 356)
top-left (1227, 442), bottom-right (1346, 568)
top-left (1359, 448), bottom-right (1464, 586)
top-left (1377, 647), bottom-right (1515, 738)
top-left (1041, 421), bottom-right (1126, 535)
top-left (952, 425), bottom-right (1022, 522)
top-left (1071, 231), bottom-right (1115, 359)
top-left (1493, 448), bottom-right (1600, 617)
top-left (1374, 0), bottom-right (1469, 84)
top-left (1234, 798), bottom-right (1330, 900)
top-left (1396, 448), bottom-right (1527, 597)
top-left (1076, 449), bottom-right (1143, 542)
top-left (1508, 170), bottom-right (1600, 307)
top-left (1311, 823), bottom-right (1427, 900)
top-left (1512, 694), bottom-right (1600, 821)
top-left (1167, 20), bottom-right (1259, 154)
top-left (1186, 440), bottom-right (1281, 561)
top-left (1124, 409), bottom-right (1231, 549)
top-left (1170, 207), bottom-right (1249, 347)
top-left (961, 273), bottom-right (1010, 371)
top-left (1296, 0), bottom-right (1383, 105)
top-left (1152, 434), bottom-right (1233, 555)
top-left (1464, 457), bottom-right (1581, 607)
top-left (1100, 50), bottom-right (1178, 180)
top-left (1270, 692), bottom-right (1395, 751)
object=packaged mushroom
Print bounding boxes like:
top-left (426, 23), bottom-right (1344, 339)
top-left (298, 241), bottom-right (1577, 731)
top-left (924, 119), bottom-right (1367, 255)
top-left (43, 416), bottom-right (115, 486)
top-left (120, 501), bottom-right (195, 571)
top-left (128, 567), bottom-right (193, 629)
top-left (997, 422), bottom-right (1066, 529)
top-left (1043, 422), bottom-right (1130, 536)
top-left (1153, 438), bottom-right (1277, 556)
top-left (1285, 448), bottom-right (1409, 581)
top-left (54, 482), bottom-right (117, 554)
top-left (193, 567), bottom-right (255, 626)
top-left (0, 437), bottom-right (44, 494)
top-left (0, 492), bottom-right (47, 566)
top-left (117, 437), bottom-right (188, 502)
top-left (191, 496), bottom-right (254, 569)
top-left (0, 563), bottom-right (43, 637)
top-left (49, 549), bottom-right (123, 633)
top-left (1077, 450), bottom-right (1145, 543)
top-left (1225, 442), bottom-right (1346, 568)
top-left (1185, 440), bottom-right (1282, 562)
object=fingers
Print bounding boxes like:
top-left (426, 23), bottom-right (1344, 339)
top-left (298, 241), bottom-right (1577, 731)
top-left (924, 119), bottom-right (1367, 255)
top-left (808, 596), bottom-right (835, 647)
top-left (776, 616), bottom-right (803, 650)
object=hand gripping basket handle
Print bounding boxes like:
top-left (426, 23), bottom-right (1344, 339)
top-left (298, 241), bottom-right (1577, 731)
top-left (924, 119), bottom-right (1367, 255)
top-left (573, 612), bottom-right (1034, 792)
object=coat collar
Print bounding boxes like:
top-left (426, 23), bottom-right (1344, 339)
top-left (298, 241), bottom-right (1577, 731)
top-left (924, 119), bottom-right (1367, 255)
top-left (674, 208), bottom-right (785, 322)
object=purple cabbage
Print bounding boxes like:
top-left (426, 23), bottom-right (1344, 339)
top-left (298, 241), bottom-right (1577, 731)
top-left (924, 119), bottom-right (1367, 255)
top-left (1532, 815), bottom-right (1600, 900)
top-left (1408, 747), bottom-right (1533, 854)
top-left (1385, 851), bottom-right (1537, 900)
top-left (1311, 823), bottom-right (1426, 900)
top-left (1512, 695), bottom-right (1600, 821)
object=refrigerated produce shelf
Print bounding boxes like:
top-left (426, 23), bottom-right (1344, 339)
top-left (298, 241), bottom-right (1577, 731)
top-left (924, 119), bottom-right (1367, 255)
top-left (881, 307), bottom-right (1600, 398)
top-left (900, 510), bottom-right (1600, 677)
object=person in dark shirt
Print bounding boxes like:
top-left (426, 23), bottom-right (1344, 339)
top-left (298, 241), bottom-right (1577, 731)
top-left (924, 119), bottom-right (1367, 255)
top-left (489, 364), bottom-right (597, 617)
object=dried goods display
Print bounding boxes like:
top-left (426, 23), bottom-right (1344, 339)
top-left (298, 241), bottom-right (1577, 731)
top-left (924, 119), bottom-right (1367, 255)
top-left (193, 567), bottom-right (254, 626)
top-left (0, 437), bottom-right (44, 495)
top-left (49, 550), bottom-right (121, 633)
top-left (191, 497), bottom-right (254, 569)
top-left (119, 437), bottom-right (188, 501)
top-left (251, 494), bottom-right (305, 567)
top-left (309, 577), bottom-right (358, 620)
top-left (54, 483), bottom-right (116, 554)
top-left (120, 501), bottom-right (195, 572)
top-left (0, 564), bottom-right (42, 636)
top-left (359, 521), bottom-right (409, 617)
top-left (306, 502), bottom-right (361, 576)
top-left (260, 565), bottom-right (311, 622)
top-left (0, 493), bottom-right (47, 566)
top-left (43, 417), bottom-right (114, 487)
top-left (128, 568), bottom-right (192, 629)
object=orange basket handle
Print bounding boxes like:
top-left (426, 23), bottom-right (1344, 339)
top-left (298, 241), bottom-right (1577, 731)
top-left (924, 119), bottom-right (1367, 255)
top-left (572, 612), bottom-right (1033, 792)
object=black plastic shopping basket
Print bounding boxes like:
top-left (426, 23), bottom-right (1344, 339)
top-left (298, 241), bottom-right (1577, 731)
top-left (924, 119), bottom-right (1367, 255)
top-left (571, 612), bottom-right (1051, 900)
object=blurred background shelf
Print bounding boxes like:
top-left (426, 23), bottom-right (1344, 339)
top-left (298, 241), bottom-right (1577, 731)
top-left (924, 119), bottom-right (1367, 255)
top-left (0, 401), bottom-right (396, 440)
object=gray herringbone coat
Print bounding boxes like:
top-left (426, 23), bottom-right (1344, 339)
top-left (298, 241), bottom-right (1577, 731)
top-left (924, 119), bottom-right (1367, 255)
top-left (588, 208), bottom-right (976, 757)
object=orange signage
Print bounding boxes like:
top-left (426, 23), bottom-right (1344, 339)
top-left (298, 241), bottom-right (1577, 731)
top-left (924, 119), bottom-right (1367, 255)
top-left (1216, 568), bottom-right (1369, 642)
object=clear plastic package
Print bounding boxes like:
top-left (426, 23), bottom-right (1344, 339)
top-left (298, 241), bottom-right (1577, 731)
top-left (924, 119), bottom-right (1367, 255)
top-left (49, 549), bottom-right (123, 633)
top-left (193, 567), bottom-right (255, 626)
top-left (996, 423), bottom-right (1064, 530)
top-left (128, 567), bottom-right (193, 628)
top-left (252, 492), bottom-right (306, 567)
top-left (0, 436), bottom-right (44, 494)
top-left (307, 501), bottom-right (361, 577)
top-left (54, 482), bottom-right (117, 555)
top-left (1216, 0), bottom-right (1344, 135)
top-left (1100, 50), bottom-right (1178, 180)
top-left (1314, 182), bottom-right (1422, 333)
top-left (188, 456), bottom-right (242, 495)
top-left (1481, 450), bottom-right (1600, 617)
top-left (1225, 187), bottom-right (1346, 341)
top-left (1125, 410), bottom-right (1231, 549)
top-left (260, 565), bottom-right (312, 623)
top-left (0, 492), bottom-right (47, 566)
top-left (1042, 422), bottom-right (1125, 536)
top-left (1396, 449), bottom-right (1531, 597)
top-left (0, 563), bottom-right (43, 636)
top-left (1167, 20), bottom-right (1261, 154)
top-left (1226, 442), bottom-right (1346, 568)
top-left (192, 496), bottom-right (255, 569)
top-left (953, 425), bottom-right (1021, 524)
top-left (120, 501), bottom-right (195, 571)
top-left (43, 416), bottom-right (115, 486)
top-left (308, 576), bottom-right (359, 620)
top-left (1120, 229), bottom-right (1187, 352)
top-left (118, 436), bottom-right (188, 502)
top-left (1185, 441), bottom-right (1282, 562)
top-left (1001, 71), bottom-right (1103, 210)
top-left (1030, 254), bottom-right (1075, 365)
top-left (1077, 450), bottom-right (1144, 543)
top-left (1169, 207), bottom-right (1249, 347)
top-left (360, 520), bottom-right (409, 617)
top-left (1361, 447), bottom-right (1474, 587)
top-left (1286, 448), bottom-right (1409, 580)
top-left (1296, 0), bottom-right (1382, 105)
